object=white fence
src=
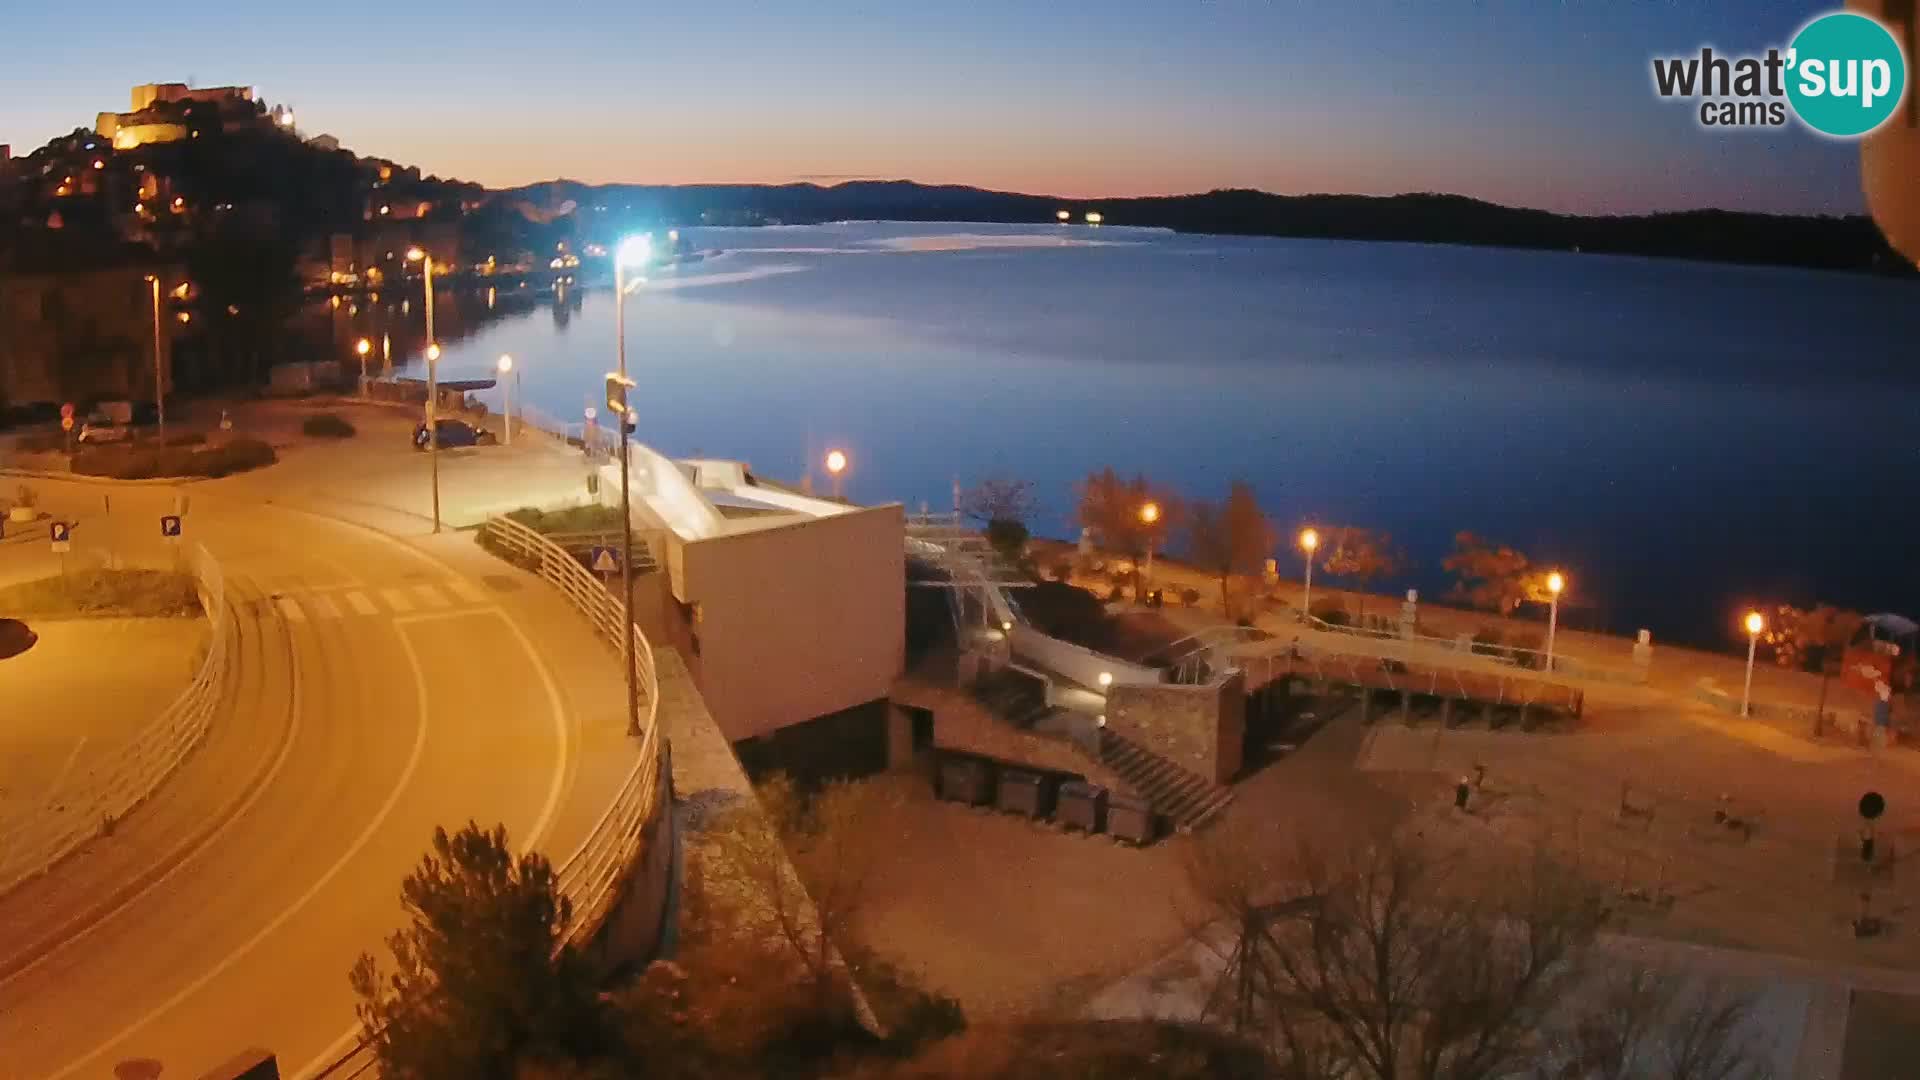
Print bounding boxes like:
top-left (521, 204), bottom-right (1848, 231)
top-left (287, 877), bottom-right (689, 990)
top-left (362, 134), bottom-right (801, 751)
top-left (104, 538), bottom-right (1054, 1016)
top-left (322, 517), bottom-right (668, 1077)
top-left (1298, 610), bottom-right (1646, 685)
top-left (0, 544), bottom-right (230, 897)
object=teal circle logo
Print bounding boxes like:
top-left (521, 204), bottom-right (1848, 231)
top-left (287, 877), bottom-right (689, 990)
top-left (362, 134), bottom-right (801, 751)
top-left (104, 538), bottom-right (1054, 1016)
top-left (1786, 12), bottom-right (1907, 137)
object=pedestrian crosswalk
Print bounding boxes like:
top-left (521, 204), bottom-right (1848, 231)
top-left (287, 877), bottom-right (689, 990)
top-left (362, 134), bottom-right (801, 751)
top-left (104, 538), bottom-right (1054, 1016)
top-left (266, 580), bottom-right (493, 623)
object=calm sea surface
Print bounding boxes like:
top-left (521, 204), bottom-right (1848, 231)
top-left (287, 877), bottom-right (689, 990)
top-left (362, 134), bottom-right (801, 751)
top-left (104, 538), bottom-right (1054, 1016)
top-left (395, 222), bottom-right (1920, 648)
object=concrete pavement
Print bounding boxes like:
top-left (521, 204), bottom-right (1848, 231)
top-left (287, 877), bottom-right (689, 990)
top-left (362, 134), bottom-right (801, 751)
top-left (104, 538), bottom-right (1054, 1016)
top-left (0, 422), bottom-right (645, 1078)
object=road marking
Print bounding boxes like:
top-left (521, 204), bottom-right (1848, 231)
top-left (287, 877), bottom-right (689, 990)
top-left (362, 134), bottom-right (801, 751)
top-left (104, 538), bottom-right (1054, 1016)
top-left (274, 595), bottom-right (306, 622)
top-left (299, 608), bottom-right (573, 1080)
top-left (379, 587), bottom-right (414, 613)
top-left (446, 578), bottom-right (488, 604)
top-left (47, 737), bottom-right (87, 796)
top-left (308, 593), bottom-right (342, 620)
top-left (49, 613), bottom-right (427, 1080)
top-left (344, 590), bottom-right (377, 616)
top-left (411, 583), bottom-right (450, 610)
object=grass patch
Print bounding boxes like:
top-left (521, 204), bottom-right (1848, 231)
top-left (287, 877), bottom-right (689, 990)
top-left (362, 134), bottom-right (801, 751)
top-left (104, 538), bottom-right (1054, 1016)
top-left (302, 413), bottom-right (357, 439)
top-left (72, 437), bottom-right (276, 480)
top-left (0, 569), bottom-right (202, 617)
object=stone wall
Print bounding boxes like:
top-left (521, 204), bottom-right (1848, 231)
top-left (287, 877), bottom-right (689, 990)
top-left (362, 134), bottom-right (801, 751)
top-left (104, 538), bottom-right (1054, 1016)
top-left (1105, 672), bottom-right (1245, 784)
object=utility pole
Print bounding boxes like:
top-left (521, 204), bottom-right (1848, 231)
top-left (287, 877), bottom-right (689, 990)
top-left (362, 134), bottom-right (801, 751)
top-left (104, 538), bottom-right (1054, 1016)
top-left (613, 243), bottom-right (644, 738)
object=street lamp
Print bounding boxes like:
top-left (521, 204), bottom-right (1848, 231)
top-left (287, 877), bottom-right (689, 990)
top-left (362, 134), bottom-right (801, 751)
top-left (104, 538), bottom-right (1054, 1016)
top-left (1299, 527), bottom-right (1320, 622)
top-left (497, 354), bottom-right (514, 446)
top-left (1741, 610), bottom-right (1765, 718)
top-left (143, 274), bottom-right (165, 445)
top-left (355, 337), bottom-right (372, 396)
top-left (1138, 501), bottom-right (1161, 591)
top-left (405, 247), bottom-right (441, 533)
top-left (613, 234), bottom-right (651, 738)
top-left (826, 448), bottom-right (849, 499)
top-left (1545, 571), bottom-right (1565, 672)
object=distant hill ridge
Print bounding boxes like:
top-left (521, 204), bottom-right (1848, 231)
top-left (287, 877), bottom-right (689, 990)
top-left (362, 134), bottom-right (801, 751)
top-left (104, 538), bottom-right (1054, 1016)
top-left (500, 179), bottom-right (1910, 275)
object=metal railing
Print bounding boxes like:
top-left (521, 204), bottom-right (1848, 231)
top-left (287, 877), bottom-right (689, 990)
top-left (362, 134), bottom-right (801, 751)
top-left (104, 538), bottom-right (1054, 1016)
top-left (321, 518), bottom-right (667, 1077)
top-left (0, 544), bottom-right (231, 897)
top-left (1295, 610), bottom-right (1644, 685)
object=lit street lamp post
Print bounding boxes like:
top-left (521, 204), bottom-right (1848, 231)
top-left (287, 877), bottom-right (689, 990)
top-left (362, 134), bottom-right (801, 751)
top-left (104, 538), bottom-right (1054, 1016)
top-left (144, 274), bottom-right (165, 445)
top-left (1138, 501), bottom-right (1161, 593)
top-left (497, 354), bottom-right (514, 446)
top-left (1545, 571), bottom-right (1565, 672)
top-left (613, 234), bottom-right (652, 738)
top-left (826, 448), bottom-right (848, 499)
top-left (1741, 610), bottom-right (1765, 718)
top-left (1299, 527), bottom-right (1319, 622)
top-left (355, 338), bottom-right (372, 396)
top-left (406, 247), bottom-right (440, 533)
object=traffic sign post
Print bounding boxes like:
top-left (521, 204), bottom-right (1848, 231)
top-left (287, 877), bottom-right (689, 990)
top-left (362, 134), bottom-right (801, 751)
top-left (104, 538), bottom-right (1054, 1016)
top-left (589, 545), bottom-right (621, 588)
top-left (160, 514), bottom-right (183, 541)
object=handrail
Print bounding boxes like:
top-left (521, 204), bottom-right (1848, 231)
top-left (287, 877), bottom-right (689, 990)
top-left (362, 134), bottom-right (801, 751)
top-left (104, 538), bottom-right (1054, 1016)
top-left (0, 544), bottom-right (231, 897)
top-left (323, 518), bottom-right (667, 1077)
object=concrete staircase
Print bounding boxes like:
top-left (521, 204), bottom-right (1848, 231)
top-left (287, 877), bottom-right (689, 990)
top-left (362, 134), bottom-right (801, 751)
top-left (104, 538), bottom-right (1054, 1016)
top-left (973, 669), bottom-right (1069, 731)
top-left (1096, 728), bottom-right (1235, 831)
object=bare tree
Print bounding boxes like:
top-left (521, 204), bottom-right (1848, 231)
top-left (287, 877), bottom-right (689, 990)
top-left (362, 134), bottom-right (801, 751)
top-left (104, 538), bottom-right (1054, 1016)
top-left (1184, 481), bottom-right (1276, 617)
top-left (1077, 467), bottom-right (1179, 596)
top-left (959, 475), bottom-right (1036, 527)
top-left (1322, 526), bottom-right (1402, 621)
top-left (706, 774), bottom-right (896, 1009)
top-left (1535, 967), bottom-right (1774, 1080)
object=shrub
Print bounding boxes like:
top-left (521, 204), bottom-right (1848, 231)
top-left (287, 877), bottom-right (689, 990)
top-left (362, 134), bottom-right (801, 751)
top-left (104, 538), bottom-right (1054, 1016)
top-left (1311, 598), bottom-right (1352, 626)
top-left (1507, 629), bottom-right (1547, 669)
top-left (72, 437), bottom-right (276, 480)
top-left (1051, 558), bottom-right (1075, 583)
top-left (984, 518), bottom-right (1028, 564)
top-left (1180, 586), bottom-right (1202, 607)
top-left (1470, 626), bottom-right (1506, 656)
top-left (302, 413), bottom-right (357, 439)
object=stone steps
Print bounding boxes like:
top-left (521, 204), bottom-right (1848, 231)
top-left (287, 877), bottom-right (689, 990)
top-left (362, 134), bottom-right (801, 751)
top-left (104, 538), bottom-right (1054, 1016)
top-left (1096, 728), bottom-right (1234, 831)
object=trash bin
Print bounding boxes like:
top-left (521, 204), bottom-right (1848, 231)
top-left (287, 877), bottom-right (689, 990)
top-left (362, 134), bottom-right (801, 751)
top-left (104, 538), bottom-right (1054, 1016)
top-left (1056, 780), bottom-right (1108, 832)
top-left (996, 770), bottom-right (1049, 819)
top-left (938, 757), bottom-right (993, 806)
top-left (1107, 793), bottom-right (1157, 845)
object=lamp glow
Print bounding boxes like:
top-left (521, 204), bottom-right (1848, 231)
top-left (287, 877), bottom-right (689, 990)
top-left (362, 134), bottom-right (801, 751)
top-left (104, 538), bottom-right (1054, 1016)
top-left (615, 234), bottom-right (652, 268)
top-left (355, 339), bottom-right (371, 356)
top-left (1300, 527), bottom-right (1319, 553)
top-left (1139, 501), bottom-right (1160, 525)
top-left (825, 449), bottom-right (848, 475)
top-left (1745, 611), bottom-right (1765, 636)
top-left (1547, 571), bottom-right (1565, 595)
top-left (1097, 671), bottom-right (1114, 688)
top-left (426, 343), bottom-right (441, 361)
top-left (497, 353), bottom-right (513, 373)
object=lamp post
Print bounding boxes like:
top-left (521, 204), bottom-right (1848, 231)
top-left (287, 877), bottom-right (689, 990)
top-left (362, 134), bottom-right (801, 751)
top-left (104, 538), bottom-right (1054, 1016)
top-left (1138, 501), bottom-right (1161, 593)
top-left (405, 247), bottom-right (440, 533)
top-left (355, 338), bottom-right (372, 396)
top-left (1741, 610), bottom-right (1765, 718)
top-left (826, 449), bottom-right (848, 499)
top-left (1545, 571), bottom-right (1565, 672)
top-left (143, 274), bottom-right (165, 445)
top-left (613, 233), bottom-right (651, 738)
top-left (497, 354), bottom-right (514, 446)
top-left (1299, 527), bottom-right (1320, 622)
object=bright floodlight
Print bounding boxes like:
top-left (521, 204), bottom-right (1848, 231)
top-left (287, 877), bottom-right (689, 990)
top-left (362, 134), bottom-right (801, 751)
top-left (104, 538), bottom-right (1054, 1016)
top-left (1300, 527), bottom-right (1319, 553)
top-left (405, 246), bottom-right (425, 262)
top-left (615, 234), bottom-right (652, 268)
top-left (1744, 611), bottom-right (1765, 636)
top-left (1097, 671), bottom-right (1114, 688)
top-left (1139, 501), bottom-right (1160, 525)
top-left (825, 449), bottom-right (848, 475)
top-left (1547, 571), bottom-right (1565, 595)
top-left (497, 353), bottom-right (513, 373)
top-left (355, 338), bottom-right (371, 356)
top-left (426, 343), bottom-right (441, 361)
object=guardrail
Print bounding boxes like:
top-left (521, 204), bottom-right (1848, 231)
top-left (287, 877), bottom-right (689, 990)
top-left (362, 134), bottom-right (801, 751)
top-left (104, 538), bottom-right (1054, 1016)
top-left (317, 517), bottom-right (667, 1078)
top-left (0, 544), bottom-right (230, 897)
top-left (1296, 610), bottom-right (1645, 685)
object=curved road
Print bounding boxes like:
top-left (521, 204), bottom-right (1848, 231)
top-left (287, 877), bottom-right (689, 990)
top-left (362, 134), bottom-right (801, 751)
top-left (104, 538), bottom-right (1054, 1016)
top-left (0, 485), bottom-right (594, 1079)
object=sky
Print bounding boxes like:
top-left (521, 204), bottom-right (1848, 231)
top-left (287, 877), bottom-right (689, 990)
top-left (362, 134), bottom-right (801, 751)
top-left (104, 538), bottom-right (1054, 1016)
top-left (0, 0), bottom-right (1871, 215)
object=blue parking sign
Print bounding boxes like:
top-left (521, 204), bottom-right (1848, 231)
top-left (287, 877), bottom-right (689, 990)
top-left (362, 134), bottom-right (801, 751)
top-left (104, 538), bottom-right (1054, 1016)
top-left (49, 521), bottom-right (69, 543)
top-left (161, 514), bottom-right (183, 538)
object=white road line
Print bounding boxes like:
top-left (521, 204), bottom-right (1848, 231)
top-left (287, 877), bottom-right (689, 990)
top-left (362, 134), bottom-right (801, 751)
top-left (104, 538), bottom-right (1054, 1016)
top-left (50, 616), bottom-right (427, 1080)
top-left (307, 594), bottom-right (342, 620)
top-left (378, 587), bottom-right (414, 613)
top-left (411, 583), bottom-right (450, 610)
top-left (273, 596), bottom-right (306, 623)
top-left (297, 608), bottom-right (571, 1080)
top-left (47, 737), bottom-right (87, 796)
top-left (344, 591), bottom-right (377, 617)
top-left (445, 579), bottom-right (488, 604)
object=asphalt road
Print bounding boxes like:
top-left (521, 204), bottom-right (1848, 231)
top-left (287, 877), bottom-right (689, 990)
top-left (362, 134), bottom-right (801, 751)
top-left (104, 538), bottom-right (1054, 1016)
top-left (0, 483), bottom-right (583, 1079)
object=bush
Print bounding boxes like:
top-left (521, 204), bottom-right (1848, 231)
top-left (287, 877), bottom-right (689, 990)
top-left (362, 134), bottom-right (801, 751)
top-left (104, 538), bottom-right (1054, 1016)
top-left (302, 413), bottom-right (356, 438)
top-left (1180, 586), bottom-right (1201, 607)
top-left (1470, 626), bottom-right (1506, 656)
top-left (1311, 598), bottom-right (1352, 626)
top-left (984, 518), bottom-right (1028, 564)
top-left (1050, 558), bottom-right (1074, 583)
top-left (72, 437), bottom-right (276, 479)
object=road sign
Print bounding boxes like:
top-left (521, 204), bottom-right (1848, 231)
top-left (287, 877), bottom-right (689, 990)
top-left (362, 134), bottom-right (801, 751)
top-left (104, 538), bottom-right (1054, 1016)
top-left (589, 546), bottom-right (621, 575)
top-left (60, 416), bottom-right (74, 432)
top-left (160, 514), bottom-right (183, 539)
top-left (49, 520), bottom-right (70, 553)
top-left (1861, 792), bottom-right (1887, 821)
top-left (60, 402), bottom-right (74, 420)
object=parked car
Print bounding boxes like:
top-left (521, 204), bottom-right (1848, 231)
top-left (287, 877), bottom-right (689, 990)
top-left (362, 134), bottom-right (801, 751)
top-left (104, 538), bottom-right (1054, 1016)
top-left (412, 419), bottom-right (494, 450)
top-left (77, 420), bottom-right (132, 444)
